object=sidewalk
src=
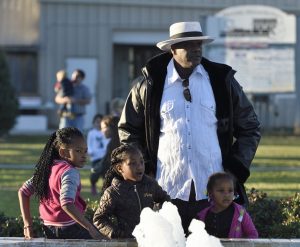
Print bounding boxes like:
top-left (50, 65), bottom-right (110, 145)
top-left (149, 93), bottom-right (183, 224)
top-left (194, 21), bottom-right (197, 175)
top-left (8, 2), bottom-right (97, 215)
top-left (0, 237), bottom-right (299, 247)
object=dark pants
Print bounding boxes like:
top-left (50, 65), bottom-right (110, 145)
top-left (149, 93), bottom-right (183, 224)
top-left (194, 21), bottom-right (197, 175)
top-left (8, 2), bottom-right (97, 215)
top-left (90, 159), bottom-right (104, 186)
top-left (171, 181), bottom-right (210, 236)
top-left (42, 223), bottom-right (92, 239)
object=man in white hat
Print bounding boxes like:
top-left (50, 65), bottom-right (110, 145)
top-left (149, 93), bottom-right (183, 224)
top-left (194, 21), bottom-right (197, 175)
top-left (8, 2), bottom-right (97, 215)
top-left (119, 21), bottom-right (261, 234)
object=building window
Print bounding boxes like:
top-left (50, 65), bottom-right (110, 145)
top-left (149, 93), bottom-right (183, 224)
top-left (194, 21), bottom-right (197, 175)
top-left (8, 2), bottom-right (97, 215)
top-left (5, 51), bottom-right (38, 96)
top-left (113, 45), bottom-right (160, 99)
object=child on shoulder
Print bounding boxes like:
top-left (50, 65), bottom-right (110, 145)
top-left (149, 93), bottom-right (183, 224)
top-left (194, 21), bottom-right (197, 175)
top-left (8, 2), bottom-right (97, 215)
top-left (54, 69), bottom-right (74, 119)
top-left (18, 127), bottom-right (106, 240)
top-left (93, 144), bottom-right (170, 239)
top-left (197, 172), bottom-right (258, 238)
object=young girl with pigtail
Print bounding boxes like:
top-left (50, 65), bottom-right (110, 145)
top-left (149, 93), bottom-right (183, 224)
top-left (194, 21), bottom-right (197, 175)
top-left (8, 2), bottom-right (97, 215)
top-left (197, 172), bottom-right (258, 238)
top-left (18, 127), bottom-right (106, 240)
top-left (93, 144), bottom-right (170, 239)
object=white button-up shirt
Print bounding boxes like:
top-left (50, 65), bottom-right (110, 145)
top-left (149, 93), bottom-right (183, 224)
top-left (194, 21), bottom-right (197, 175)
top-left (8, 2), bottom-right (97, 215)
top-left (156, 59), bottom-right (223, 201)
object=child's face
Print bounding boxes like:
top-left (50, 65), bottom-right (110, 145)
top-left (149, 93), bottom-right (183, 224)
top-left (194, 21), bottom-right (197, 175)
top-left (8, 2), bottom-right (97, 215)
top-left (61, 137), bottom-right (88, 168)
top-left (117, 151), bottom-right (145, 182)
top-left (209, 179), bottom-right (234, 212)
top-left (93, 117), bottom-right (102, 130)
top-left (101, 121), bottom-right (111, 138)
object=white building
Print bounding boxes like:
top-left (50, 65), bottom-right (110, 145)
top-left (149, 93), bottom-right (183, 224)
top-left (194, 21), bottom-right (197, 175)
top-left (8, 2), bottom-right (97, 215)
top-left (1, 0), bottom-right (300, 131)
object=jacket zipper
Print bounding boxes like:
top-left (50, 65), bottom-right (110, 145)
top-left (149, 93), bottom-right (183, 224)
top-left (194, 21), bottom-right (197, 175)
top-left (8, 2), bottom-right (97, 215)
top-left (134, 185), bottom-right (142, 212)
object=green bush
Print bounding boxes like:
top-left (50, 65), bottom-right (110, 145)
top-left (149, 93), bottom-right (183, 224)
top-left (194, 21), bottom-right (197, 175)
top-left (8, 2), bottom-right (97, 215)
top-left (248, 188), bottom-right (300, 238)
top-left (0, 213), bottom-right (43, 237)
top-left (1, 191), bottom-right (300, 238)
top-left (0, 199), bottom-right (100, 237)
top-left (85, 198), bottom-right (100, 222)
top-left (0, 50), bottom-right (19, 137)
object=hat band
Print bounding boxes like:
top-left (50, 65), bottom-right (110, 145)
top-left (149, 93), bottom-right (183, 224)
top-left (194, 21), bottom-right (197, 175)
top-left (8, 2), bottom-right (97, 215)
top-left (170, 31), bottom-right (203, 39)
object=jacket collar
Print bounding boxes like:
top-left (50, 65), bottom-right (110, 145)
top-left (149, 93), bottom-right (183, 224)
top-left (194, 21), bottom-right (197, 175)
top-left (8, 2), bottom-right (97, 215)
top-left (111, 176), bottom-right (147, 190)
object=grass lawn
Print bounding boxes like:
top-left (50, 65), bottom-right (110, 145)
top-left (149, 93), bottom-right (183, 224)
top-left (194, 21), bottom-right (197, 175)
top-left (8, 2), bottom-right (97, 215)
top-left (0, 135), bottom-right (49, 165)
top-left (0, 134), bottom-right (299, 217)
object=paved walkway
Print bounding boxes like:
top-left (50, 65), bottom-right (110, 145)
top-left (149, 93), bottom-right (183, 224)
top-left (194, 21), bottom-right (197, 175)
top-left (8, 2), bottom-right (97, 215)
top-left (0, 237), bottom-right (299, 247)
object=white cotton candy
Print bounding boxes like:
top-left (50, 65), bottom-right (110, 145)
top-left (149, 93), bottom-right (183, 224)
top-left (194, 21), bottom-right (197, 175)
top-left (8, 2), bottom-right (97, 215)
top-left (186, 219), bottom-right (223, 247)
top-left (133, 202), bottom-right (224, 247)
top-left (159, 202), bottom-right (186, 247)
top-left (132, 207), bottom-right (176, 247)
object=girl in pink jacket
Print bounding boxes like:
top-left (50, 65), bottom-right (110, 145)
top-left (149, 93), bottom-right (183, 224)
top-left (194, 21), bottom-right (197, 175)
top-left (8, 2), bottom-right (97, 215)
top-left (18, 127), bottom-right (105, 240)
top-left (197, 172), bottom-right (258, 238)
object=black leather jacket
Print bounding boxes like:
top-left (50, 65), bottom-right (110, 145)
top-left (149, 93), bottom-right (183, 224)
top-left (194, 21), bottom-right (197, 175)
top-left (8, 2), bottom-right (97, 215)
top-left (119, 52), bottom-right (261, 205)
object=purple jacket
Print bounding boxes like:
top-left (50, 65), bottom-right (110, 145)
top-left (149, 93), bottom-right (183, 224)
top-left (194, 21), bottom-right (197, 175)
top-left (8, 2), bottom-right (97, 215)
top-left (197, 202), bottom-right (258, 238)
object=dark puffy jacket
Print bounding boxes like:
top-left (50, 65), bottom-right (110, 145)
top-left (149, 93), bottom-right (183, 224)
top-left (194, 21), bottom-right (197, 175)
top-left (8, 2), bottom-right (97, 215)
top-left (118, 52), bottom-right (261, 205)
top-left (93, 175), bottom-right (170, 239)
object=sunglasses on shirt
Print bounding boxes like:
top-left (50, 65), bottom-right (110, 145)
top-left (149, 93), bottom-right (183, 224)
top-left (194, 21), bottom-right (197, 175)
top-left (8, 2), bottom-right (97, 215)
top-left (182, 79), bottom-right (192, 102)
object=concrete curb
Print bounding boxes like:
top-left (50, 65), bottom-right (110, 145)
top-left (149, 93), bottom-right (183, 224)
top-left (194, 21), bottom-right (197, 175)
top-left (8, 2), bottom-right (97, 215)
top-left (1, 237), bottom-right (300, 247)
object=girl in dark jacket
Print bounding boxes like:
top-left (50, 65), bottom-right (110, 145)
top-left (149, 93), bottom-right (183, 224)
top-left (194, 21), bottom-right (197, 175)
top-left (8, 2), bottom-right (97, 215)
top-left (93, 144), bottom-right (170, 239)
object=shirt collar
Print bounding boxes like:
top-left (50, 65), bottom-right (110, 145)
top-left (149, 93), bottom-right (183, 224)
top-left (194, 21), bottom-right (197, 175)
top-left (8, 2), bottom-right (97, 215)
top-left (167, 58), bottom-right (205, 84)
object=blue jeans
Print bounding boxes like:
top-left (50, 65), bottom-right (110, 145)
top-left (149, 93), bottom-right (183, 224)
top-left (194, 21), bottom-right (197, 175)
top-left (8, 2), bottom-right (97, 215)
top-left (42, 223), bottom-right (92, 239)
top-left (59, 115), bottom-right (84, 132)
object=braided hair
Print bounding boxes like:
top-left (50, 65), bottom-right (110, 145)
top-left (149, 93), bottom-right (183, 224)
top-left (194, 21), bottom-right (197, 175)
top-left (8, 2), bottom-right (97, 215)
top-left (32, 127), bottom-right (84, 202)
top-left (101, 144), bottom-right (141, 193)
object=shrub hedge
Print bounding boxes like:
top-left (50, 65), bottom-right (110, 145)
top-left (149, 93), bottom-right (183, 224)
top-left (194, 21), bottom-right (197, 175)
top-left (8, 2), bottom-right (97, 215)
top-left (248, 189), bottom-right (300, 238)
top-left (1, 190), bottom-right (299, 238)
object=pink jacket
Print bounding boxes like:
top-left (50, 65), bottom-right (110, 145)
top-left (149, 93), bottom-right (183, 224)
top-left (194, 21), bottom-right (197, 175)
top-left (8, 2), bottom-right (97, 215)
top-left (20, 160), bottom-right (86, 226)
top-left (197, 202), bottom-right (258, 238)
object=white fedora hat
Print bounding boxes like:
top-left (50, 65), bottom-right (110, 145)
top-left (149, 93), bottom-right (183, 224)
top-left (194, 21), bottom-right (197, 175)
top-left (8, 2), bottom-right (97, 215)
top-left (156, 21), bottom-right (213, 51)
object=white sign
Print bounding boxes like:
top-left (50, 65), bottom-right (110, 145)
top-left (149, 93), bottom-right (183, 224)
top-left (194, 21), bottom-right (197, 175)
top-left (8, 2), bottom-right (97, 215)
top-left (206, 5), bottom-right (296, 93)
top-left (207, 5), bottom-right (296, 44)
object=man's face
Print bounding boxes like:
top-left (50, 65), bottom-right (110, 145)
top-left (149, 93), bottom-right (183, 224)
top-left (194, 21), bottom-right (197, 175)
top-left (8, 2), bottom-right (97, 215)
top-left (171, 40), bottom-right (203, 69)
top-left (71, 71), bottom-right (82, 84)
top-left (71, 71), bottom-right (78, 81)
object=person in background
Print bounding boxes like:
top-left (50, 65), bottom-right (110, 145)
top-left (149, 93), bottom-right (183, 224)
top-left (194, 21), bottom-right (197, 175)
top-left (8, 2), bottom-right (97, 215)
top-left (90, 115), bottom-right (120, 192)
top-left (87, 113), bottom-right (109, 195)
top-left (118, 21), bottom-right (261, 234)
top-left (54, 69), bottom-right (74, 119)
top-left (55, 69), bottom-right (92, 132)
top-left (18, 127), bottom-right (105, 240)
top-left (110, 97), bottom-right (125, 117)
top-left (93, 144), bottom-right (170, 239)
top-left (197, 172), bottom-right (258, 238)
